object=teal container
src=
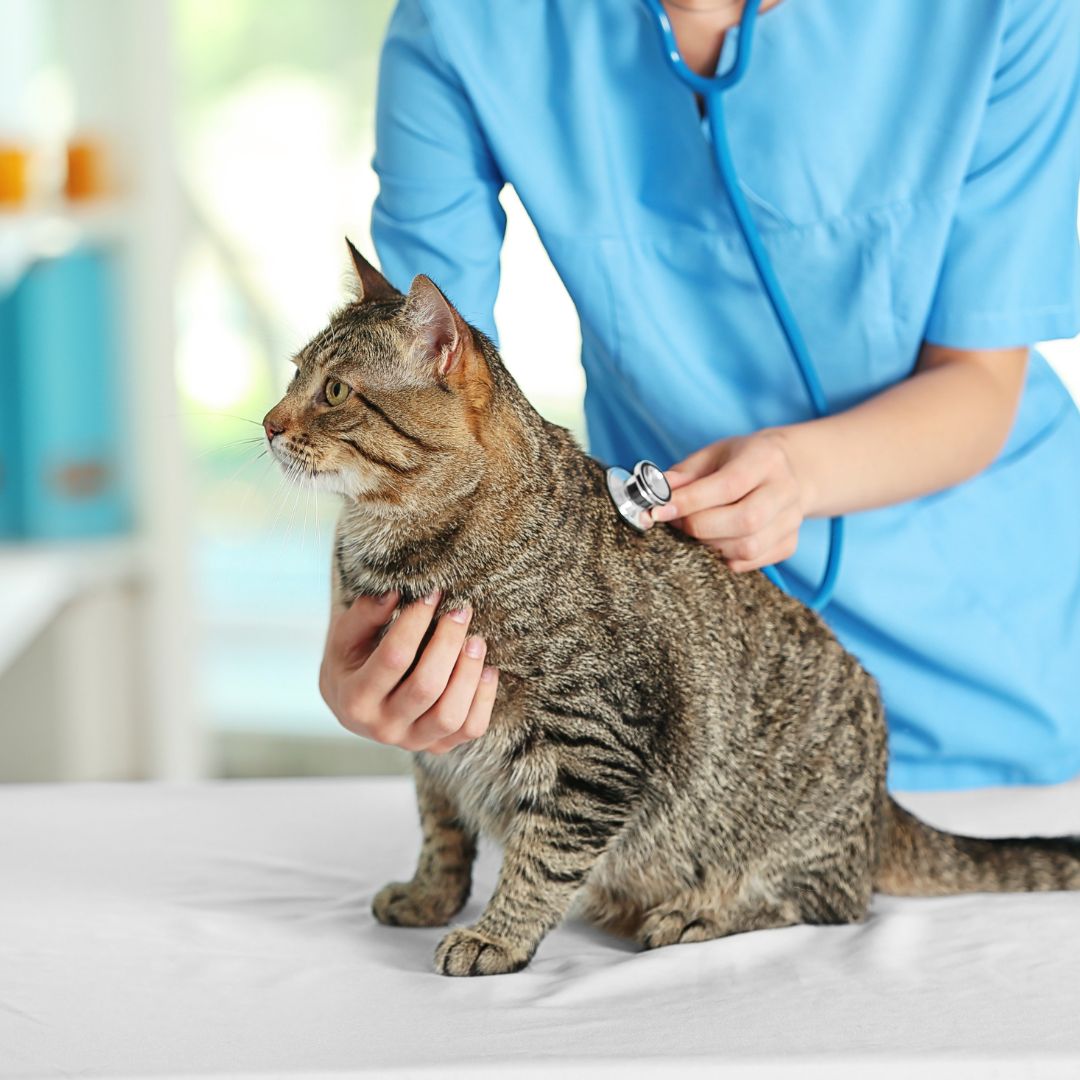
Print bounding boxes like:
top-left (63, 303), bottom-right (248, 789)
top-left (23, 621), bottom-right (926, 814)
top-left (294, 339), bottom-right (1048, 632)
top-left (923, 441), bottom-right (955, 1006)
top-left (8, 248), bottom-right (133, 539)
top-left (0, 282), bottom-right (20, 537)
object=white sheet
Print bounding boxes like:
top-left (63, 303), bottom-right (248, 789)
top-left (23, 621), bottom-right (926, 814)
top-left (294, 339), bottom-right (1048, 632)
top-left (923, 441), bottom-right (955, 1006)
top-left (2, 776), bottom-right (1079, 1079)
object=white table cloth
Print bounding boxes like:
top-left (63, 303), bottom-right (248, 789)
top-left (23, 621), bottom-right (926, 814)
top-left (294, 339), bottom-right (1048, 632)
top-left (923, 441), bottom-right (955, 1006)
top-left (2, 776), bottom-right (1079, 1079)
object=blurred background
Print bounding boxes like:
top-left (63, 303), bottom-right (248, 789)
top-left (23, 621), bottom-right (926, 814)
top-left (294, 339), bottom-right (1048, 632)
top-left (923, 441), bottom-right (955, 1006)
top-left (0, 0), bottom-right (582, 782)
top-left (0, 0), bottom-right (1076, 784)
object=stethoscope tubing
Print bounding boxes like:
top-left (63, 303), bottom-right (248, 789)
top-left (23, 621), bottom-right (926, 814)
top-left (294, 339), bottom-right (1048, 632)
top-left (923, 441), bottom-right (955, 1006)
top-left (642, 0), bottom-right (843, 611)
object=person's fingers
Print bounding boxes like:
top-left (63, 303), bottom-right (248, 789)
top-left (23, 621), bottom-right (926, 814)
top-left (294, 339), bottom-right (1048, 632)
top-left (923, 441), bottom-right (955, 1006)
top-left (324, 591), bottom-right (399, 669)
top-left (319, 592), bottom-right (399, 714)
top-left (720, 508), bottom-right (803, 570)
top-left (401, 634), bottom-right (487, 751)
top-left (665, 441), bottom-right (729, 488)
top-left (425, 665), bottom-right (500, 755)
top-left (459, 664), bottom-right (499, 740)
top-left (343, 591), bottom-right (441, 722)
top-left (679, 483), bottom-right (794, 544)
top-left (652, 457), bottom-right (761, 522)
top-left (726, 526), bottom-right (800, 573)
top-left (384, 605), bottom-right (475, 727)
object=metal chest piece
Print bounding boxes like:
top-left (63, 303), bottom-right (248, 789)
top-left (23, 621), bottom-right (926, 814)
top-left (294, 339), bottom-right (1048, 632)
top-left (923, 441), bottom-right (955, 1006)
top-left (606, 459), bottom-right (672, 532)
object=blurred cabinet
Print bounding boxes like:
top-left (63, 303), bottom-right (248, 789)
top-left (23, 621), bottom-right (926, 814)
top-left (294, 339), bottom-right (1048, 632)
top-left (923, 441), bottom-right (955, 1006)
top-left (0, 0), bottom-right (202, 781)
top-left (0, 570), bottom-right (139, 781)
top-left (3, 245), bottom-right (133, 540)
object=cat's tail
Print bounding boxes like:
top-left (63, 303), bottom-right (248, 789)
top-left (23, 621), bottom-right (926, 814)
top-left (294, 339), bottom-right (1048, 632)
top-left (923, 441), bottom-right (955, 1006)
top-left (874, 797), bottom-right (1080, 896)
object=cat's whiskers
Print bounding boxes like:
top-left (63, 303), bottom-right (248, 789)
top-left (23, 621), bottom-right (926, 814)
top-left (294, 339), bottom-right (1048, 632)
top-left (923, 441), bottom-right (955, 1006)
top-left (278, 461), bottom-right (305, 542)
top-left (281, 448), bottom-right (322, 559)
top-left (278, 457), bottom-right (308, 554)
top-left (267, 454), bottom-right (303, 541)
top-left (305, 475), bottom-right (314, 561)
top-left (181, 410), bottom-right (264, 428)
top-left (310, 319), bottom-right (340, 362)
top-left (214, 439), bottom-right (273, 497)
top-left (294, 455), bottom-right (311, 560)
top-left (302, 452), bottom-right (328, 557)
top-left (192, 435), bottom-right (265, 461)
top-left (232, 450), bottom-right (275, 524)
top-left (279, 467), bottom-right (306, 554)
top-left (313, 474), bottom-right (324, 558)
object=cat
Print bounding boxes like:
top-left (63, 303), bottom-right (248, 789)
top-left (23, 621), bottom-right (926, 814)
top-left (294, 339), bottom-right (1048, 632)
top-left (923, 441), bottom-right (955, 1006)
top-left (263, 241), bottom-right (1080, 977)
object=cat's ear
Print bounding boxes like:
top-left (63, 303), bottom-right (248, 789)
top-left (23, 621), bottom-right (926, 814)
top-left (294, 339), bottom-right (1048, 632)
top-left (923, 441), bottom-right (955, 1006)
top-left (403, 274), bottom-right (469, 379)
top-left (345, 238), bottom-right (399, 303)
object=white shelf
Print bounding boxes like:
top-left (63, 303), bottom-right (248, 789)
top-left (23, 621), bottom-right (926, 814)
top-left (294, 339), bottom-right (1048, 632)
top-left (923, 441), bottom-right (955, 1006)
top-left (0, 537), bottom-right (143, 677)
top-left (0, 201), bottom-right (132, 291)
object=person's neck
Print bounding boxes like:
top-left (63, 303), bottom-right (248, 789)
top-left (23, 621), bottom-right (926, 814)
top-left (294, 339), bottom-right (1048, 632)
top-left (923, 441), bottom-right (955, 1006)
top-left (662, 0), bottom-right (747, 22)
top-left (660, 0), bottom-right (784, 81)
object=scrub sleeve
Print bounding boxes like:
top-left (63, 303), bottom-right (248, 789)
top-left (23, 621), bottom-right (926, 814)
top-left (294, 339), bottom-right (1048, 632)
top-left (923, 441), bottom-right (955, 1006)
top-left (372, 0), bottom-right (505, 341)
top-left (924, 0), bottom-right (1080, 349)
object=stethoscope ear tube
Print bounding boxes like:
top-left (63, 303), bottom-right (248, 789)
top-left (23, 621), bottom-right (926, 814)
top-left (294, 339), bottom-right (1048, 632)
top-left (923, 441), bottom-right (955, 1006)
top-left (642, 0), bottom-right (843, 612)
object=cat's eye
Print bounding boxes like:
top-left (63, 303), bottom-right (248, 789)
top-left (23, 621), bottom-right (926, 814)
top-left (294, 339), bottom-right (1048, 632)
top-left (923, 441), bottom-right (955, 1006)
top-left (324, 378), bottom-right (351, 406)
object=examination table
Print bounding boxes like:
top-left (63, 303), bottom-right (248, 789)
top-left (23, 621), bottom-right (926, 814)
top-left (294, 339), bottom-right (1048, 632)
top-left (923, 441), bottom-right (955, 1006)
top-left (3, 775), bottom-right (1079, 1078)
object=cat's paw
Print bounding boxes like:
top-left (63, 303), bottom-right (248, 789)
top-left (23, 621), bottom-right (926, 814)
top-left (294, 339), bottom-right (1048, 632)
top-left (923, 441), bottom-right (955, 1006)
top-left (638, 907), bottom-right (720, 950)
top-left (372, 880), bottom-right (463, 928)
top-left (434, 927), bottom-right (530, 976)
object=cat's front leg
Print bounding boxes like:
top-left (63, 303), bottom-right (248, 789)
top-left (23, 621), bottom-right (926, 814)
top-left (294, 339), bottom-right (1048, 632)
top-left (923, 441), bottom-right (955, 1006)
top-left (373, 761), bottom-right (476, 928)
top-left (434, 782), bottom-right (635, 976)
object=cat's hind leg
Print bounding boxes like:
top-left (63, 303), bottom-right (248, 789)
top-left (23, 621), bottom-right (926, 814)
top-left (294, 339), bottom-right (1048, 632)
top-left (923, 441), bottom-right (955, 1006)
top-left (636, 891), bottom-right (801, 949)
top-left (373, 761), bottom-right (476, 928)
top-left (635, 853), bottom-right (874, 949)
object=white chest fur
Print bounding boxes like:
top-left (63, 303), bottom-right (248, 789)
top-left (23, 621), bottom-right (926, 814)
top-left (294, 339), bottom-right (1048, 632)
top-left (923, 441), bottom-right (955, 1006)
top-left (418, 714), bottom-right (559, 845)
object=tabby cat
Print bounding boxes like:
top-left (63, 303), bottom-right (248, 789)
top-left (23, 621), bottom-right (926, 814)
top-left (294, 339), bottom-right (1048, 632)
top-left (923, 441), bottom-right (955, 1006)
top-left (263, 242), bottom-right (1080, 977)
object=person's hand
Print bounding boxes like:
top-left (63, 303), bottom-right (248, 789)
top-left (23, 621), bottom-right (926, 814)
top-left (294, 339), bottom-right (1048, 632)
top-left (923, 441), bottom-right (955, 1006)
top-left (647, 430), bottom-right (810, 572)
top-left (318, 591), bottom-right (499, 754)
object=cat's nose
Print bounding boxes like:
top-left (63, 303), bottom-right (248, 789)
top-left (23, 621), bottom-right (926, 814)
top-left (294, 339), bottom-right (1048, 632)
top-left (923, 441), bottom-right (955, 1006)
top-left (263, 411), bottom-right (287, 441)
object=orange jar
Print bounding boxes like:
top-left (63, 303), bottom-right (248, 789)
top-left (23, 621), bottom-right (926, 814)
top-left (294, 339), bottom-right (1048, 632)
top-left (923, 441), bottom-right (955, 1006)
top-left (0, 145), bottom-right (30, 206)
top-left (65, 138), bottom-right (110, 201)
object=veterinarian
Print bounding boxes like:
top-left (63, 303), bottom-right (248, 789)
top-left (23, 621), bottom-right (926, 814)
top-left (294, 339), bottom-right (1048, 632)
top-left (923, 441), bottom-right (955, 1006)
top-left (318, 0), bottom-right (1080, 791)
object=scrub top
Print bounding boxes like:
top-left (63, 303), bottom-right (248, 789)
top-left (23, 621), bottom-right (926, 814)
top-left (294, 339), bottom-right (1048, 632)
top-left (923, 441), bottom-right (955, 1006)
top-left (371, 0), bottom-right (1080, 791)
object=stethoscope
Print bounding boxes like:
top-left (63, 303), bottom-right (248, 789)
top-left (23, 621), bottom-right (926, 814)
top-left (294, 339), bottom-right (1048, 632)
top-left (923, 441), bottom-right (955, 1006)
top-left (607, 0), bottom-right (843, 613)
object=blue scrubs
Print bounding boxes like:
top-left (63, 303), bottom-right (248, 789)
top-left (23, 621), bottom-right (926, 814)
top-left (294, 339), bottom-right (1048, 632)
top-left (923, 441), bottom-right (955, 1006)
top-left (372, 0), bottom-right (1080, 791)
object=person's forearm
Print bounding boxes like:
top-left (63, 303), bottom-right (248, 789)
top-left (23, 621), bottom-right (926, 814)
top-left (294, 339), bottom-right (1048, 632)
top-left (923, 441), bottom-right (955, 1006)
top-left (774, 344), bottom-right (1029, 518)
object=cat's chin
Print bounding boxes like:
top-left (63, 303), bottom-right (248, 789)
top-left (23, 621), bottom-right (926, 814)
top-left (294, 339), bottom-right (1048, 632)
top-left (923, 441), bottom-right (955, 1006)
top-left (307, 470), bottom-right (363, 497)
top-left (292, 465), bottom-right (376, 499)
top-left (270, 443), bottom-right (369, 499)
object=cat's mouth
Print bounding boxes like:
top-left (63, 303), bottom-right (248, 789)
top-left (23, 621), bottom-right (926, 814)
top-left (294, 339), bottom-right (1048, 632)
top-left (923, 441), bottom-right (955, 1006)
top-left (269, 437), bottom-right (321, 478)
top-left (269, 436), bottom-right (364, 498)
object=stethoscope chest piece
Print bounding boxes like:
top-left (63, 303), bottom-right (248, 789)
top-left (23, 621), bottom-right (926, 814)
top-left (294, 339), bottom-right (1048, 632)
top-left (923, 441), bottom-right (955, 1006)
top-left (607, 459), bottom-right (671, 532)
